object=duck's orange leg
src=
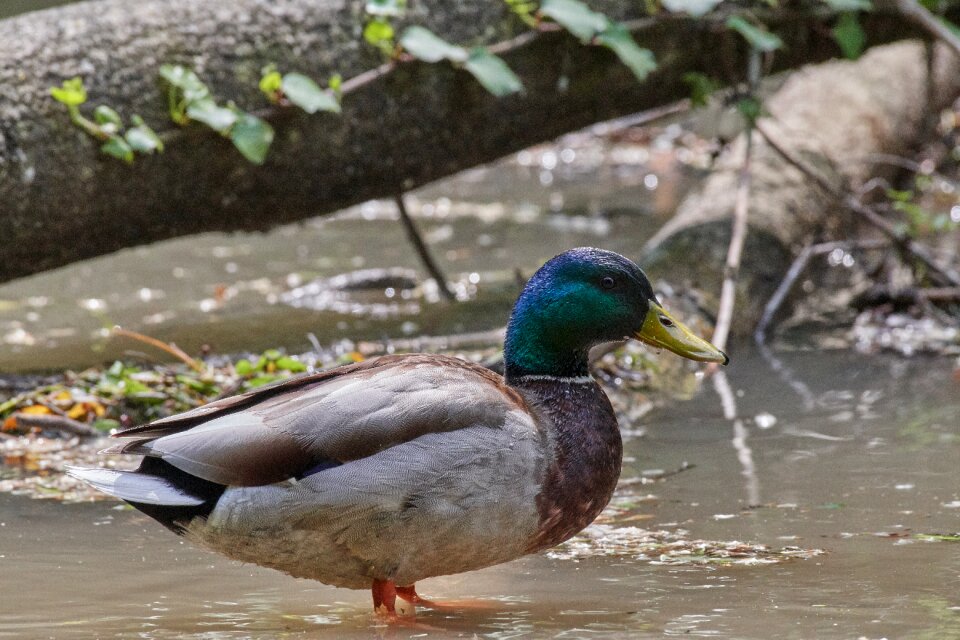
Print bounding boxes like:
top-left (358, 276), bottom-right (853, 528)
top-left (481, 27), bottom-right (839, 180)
top-left (372, 578), bottom-right (398, 615)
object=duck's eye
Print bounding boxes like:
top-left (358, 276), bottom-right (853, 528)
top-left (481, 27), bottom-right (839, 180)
top-left (601, 276), bottom-right (616, 290)
top-left (659, 315), bottom-right (674, 327)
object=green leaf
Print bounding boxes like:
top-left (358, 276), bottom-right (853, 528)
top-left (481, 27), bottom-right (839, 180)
top-left (159, 64), bottom-right (210, 103)
top-left (596, 23), bottom-right (657, 82)
top-left (186, 99), bottom-right (239, 132)
top-left (661, 0), bottom-right (723, 17)
top-left (101, 135), bottom-right (134, 164)
top-left (92, 418), bottom-right (120, 433)
top-left (93, 105), bottom-right (122, 127)
top-left (274, 356), bottom-right (308, 372)
top-left (399, 26), bottom-right (468, 63)
top-left (259, 66), bottom-right (283, 99)
top-left (230, 113), bottom-right (274, 165)
top-left (832, 12), bottom-right (866, 59)
top-left (329, 73), bottom-right (343, 93)
top-left (462, 48), bottom-right (523, 96)
top-left (281, 73), bottom-right (341, 114)
top-left (246, 374), bottom-right (284, 388)
top-left (365, 0), bottom-right (406, 16)
top-left (822, 0), bottom-right (872, 11)
top-left (736, 96), bottom-right (763, 125)
top-left (683, 72), bottom-right (720, 107)
top-left (235, 358), bottom-right (254, 375)
top-left (539, 0), bottom-right (609, 41)
top-left (50, 77), bottom-right (87, 106)
top-left (125, 118), bottom-right (164, 154)
top-left (725, 16), bottom-right (783, 52)
top-left (506, 0), bottom-right (539, 27)
top-left (364, 19), bottom-right (395, 50)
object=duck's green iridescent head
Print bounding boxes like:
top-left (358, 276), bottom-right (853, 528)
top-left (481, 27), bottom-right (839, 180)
top-left (504, 248), bottom-right (727, 380)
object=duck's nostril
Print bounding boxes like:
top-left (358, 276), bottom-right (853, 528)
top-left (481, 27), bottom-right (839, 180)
top-left (659, 315), bottom-right (674, 327)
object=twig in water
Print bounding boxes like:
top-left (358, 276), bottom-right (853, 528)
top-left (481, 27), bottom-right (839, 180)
top-left (755, 121), bottom-right (960, 288)
top-left (712, 370), bottom-right (761, 507)
top-left (394, 193), bottom-right (456, 302)
top-left (111, 327), bottom-right (205, 372)
top-left (9, 412), bottom-right (99, 438)
top-left (754, 239), bottom-right (890, 344)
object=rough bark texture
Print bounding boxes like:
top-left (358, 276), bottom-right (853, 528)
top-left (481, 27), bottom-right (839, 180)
top-left (0, 0), bottom-right (940, 283)
top-left (641, 41), bottom-right (960, 335)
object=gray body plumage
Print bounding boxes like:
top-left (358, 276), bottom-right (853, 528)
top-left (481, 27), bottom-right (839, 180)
top-left (72, 355), bottom-right (550, 588)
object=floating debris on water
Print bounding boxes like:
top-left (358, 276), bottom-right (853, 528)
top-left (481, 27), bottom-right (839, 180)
top-left (548, 525), bottom-right (825, 566)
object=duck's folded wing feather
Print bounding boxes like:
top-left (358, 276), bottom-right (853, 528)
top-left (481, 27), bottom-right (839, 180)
top-left (108, 355), bottom-right (532, 486)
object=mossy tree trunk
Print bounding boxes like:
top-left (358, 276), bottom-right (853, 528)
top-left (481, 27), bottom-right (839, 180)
top-left (0, 0), bottom-right (946, 283)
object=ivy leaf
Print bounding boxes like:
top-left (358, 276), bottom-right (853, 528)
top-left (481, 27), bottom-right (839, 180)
top-left (661, 0), bottom-right (723, 17)
top-left (822, 0), bottom-right (872, 10)
top-left (101, 134), bottom-right (134, 164)
top-left (50, 77), bottom-right (87, 106)
top-left (463, 48), bottom-right (523, 96)
top-left (259, 65), bottom-right (283, 100)
top-left (281, 73), bottom-right (341, 114)
top-left (539, 0), bottom-right (609, 41)
top-left (93, 105), bottom-right (122, 127)
top-left (186, 99), bottom-right (239, 132)
top-left (726, 16), bottom-right (784, 52)
top-left (596, 23), bottom-right (657, 82)
top-left (159, 64), bottom-right (210, 103)
top-left (364, 19), bottom-right (395, 50)
top-left (832, 12), bottom-right (866, 59)
top-left (230, 113), bottom-right (274, 165)
top-left (399, 26), bottom-right (468, 63)
top-left (365, 0), bottom-right (406, 16)
top-left (125, 116), bottom-right (164, 154)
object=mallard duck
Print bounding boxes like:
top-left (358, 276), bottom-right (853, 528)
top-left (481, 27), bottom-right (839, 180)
top-left (69, 247), bottom-right (726, 615)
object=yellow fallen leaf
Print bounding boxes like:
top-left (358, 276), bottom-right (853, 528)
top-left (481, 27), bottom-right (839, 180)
top-left (20, 405), bottom-right (52, 415)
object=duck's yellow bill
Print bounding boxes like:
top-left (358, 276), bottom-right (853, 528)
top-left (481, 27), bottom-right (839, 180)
top-left (634, 302), bottom-right (729, 365)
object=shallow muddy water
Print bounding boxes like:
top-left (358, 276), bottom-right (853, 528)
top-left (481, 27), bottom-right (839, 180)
top-left (2, 348), bottom-right (959, 639)
top-left (0, 128), bottom-right (693, 374)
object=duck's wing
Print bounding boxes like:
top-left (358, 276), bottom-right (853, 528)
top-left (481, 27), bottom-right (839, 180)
top-left (106, 354), bottom-right (534, 486)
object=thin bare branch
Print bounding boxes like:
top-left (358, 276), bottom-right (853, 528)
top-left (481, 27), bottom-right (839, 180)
top-left (894, 0), bottom-right (960, 59)
top-left (712, 50), bottom-right (762, 353)
top-left (111, 327), bottom-right (205, 372)
top-left (754, 239), bottom-right (890, 344)
top-left (755, 121), bottom-right (960, 288)
top-left (394, 194), bottom-right (456, 302)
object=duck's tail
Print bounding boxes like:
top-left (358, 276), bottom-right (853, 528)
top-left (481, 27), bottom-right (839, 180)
top-left (65, 466), bottom-right (205, 506)
top-left (67, 458), bottom-right (226, 534)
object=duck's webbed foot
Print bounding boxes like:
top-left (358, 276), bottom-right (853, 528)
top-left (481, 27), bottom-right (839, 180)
top-left (396, 584), bottom-right (499, 611)
top-left (395, 584), bottom-right (435, 608)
